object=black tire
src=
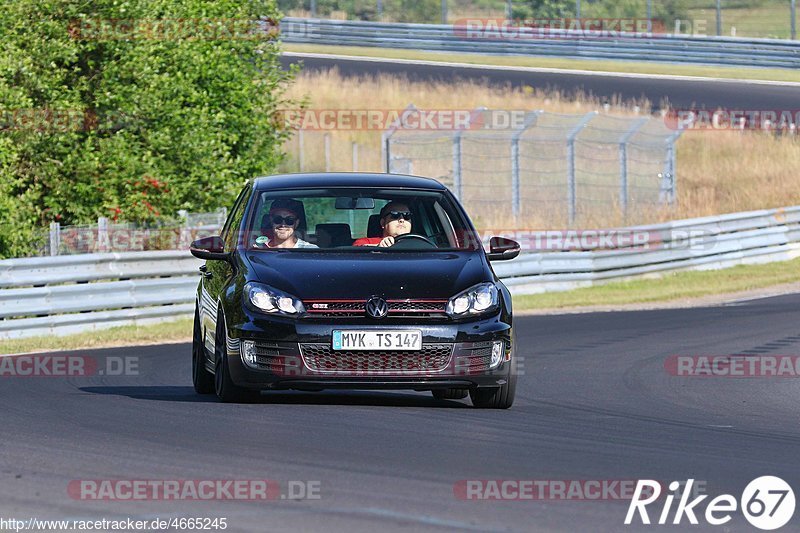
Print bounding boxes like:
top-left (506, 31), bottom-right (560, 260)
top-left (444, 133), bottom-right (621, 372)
top-left (213, 313), bottom-right (257, 403)
top-left (470, 372), bottom-right (516, 409)
top-left (192, 309), bottom-right (214, 394)
top-left (432, 388), bottom-right (469, 400)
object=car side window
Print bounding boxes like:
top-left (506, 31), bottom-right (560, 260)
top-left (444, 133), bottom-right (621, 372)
top-left (222, 185), bottom-right (252, 251)
top-left (220, 187), bottom-right (248, 242)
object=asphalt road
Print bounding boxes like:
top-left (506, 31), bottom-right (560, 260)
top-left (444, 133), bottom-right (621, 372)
top-left (281, 53), bottom-right (800, 110)
top-left (2, 293), bottom-right (800, 532)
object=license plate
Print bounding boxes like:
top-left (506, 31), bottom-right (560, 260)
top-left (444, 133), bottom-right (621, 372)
top-left (332, 330), bottom-right (422, 351)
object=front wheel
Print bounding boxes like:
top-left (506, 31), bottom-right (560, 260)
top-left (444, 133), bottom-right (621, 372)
top-left (192, 309), bottom-right (214, 394)
top-left (213, 314), bottom-right (258, 403)
top-left (470, 372), bottom-right (516, 409)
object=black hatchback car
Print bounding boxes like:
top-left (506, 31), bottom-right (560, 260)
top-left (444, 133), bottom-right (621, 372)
top-left (190, 173), bottom-right (521, 408)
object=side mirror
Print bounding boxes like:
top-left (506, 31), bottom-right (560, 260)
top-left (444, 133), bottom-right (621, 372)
top-left (486, 236), bottom-right (520, 261)
top-left (190, 235), bottom-right (229, 261)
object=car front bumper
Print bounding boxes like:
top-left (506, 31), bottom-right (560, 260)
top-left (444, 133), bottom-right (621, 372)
top-left (226, 313), bottom-right (514, 391)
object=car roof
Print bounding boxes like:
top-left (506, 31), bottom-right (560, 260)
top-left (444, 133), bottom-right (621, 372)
top-left (252, 172), bottom-right (447, 191)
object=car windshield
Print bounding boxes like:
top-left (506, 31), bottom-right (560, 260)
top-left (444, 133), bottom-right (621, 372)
top-left (243, 188), bottom-right (480, 251)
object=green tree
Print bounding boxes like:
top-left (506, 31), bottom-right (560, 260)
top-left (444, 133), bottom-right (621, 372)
top-left (0, 0), bottom-right (296, 258)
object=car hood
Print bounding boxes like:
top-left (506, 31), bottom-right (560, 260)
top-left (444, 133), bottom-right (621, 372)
top-left (243, 251), bottom-right (489, 300)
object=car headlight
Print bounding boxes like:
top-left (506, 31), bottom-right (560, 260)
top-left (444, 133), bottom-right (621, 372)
top-left (446, 282), bottom-right (499, 317)
top-left (244, 282), bottom-right (306, 316)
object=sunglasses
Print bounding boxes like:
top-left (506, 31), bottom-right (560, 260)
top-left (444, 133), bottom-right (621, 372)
top-left (271, 215), bottom-right (297, 226)
top-left (384, 211), bottom-right (412, 221)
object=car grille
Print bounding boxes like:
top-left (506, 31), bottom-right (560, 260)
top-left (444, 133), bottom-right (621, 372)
top-left (300, 343), bottom-right (453, 374)
top-left (303, 299), bottom-right (448, 318)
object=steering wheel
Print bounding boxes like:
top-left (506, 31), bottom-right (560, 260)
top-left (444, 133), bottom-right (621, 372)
top-left (391, 233), bottom-right (437, 249)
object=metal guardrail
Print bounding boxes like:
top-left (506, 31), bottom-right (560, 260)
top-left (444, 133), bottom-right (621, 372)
top-left (281, 18), bottom-right (800, 69)
top-left (1, 206), bottom-right (800, 340)
top-left (0, 251), bottom-right (201, 340)
top-left (494, 206), bottom-right (800, 293)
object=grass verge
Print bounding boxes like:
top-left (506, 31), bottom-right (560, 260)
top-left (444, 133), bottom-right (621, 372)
top-left (0, 317), bottom-right (192, 356)
top-left (283, 43), bottom-right (800, 84)
top-left (515, 257), bottom-right (800, 311)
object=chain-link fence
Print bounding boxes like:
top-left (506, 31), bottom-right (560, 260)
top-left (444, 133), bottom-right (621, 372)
top-left (384, 106), bottom-right (680, 226)
top-left (32, 209), bottom-right (227, 257)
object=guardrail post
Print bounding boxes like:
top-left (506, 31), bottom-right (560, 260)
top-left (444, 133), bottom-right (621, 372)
top-left (659, 172), bottom-right (672, 204)
top-left (793, 0), bottom-right (797, 40)
top-left (510, 111), bottom-right (542, 221)
top-left (381, 131), bottom-right (390, 173)
top-left (662, 131), bottom-right (681, 204)
top-left (566, 112), bottom-right (597, 225)
top-left (178, 210), bottom-right (191, 250)
top-left (452, 132), bottom-right (462, 200)
top-left (324, 133), bottom-right (331, 172)
top-left (382, 104), bottom-right (416, 173)
top-left (618, 118), bottom-right (647, 218)
top-left (352, 142), bottom-right (358, 171)
top-left (49, 222), bottom-right (60, 256)
top-left (716, 0), bottom-right (722, 36)
top-left (298, 129), bottom-right (305, 172)
top-left (450, 107), bottom-right (485, 202)
top-left (441, 0), bottom-right (447, 24)
top-left (97, 217), bottom-right (109, 253)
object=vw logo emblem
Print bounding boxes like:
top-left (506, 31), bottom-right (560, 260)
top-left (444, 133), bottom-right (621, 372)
top-left (365, 297), bottom-right (389, 319)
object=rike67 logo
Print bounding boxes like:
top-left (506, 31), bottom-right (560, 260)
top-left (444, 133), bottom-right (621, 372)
top-left (625, 477), bottom-right (795, 530)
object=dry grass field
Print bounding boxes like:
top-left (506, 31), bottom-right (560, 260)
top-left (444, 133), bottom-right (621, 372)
top-left (279, 69), bottom-right (800, 229)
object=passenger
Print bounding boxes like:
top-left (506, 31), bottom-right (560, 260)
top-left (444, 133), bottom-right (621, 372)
top-left (256, 198), bottom-right (317, 249)
top-left (353, 201), bottom-right (412, 247)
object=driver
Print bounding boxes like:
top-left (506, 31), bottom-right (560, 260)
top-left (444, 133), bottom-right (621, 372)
top-left (353, 201), bottom-right (412, 247)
